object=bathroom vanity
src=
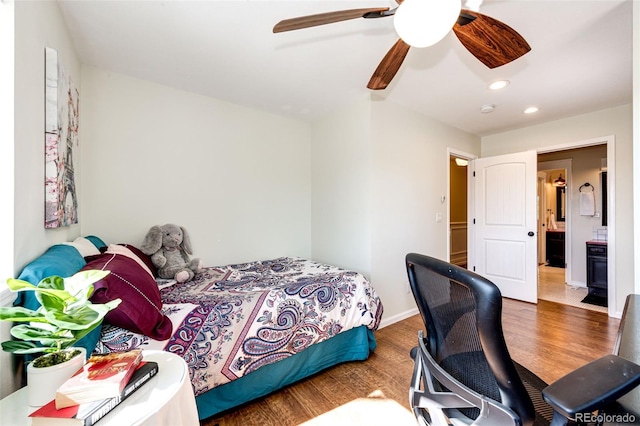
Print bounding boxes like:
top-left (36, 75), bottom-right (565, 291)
top-left (586, 240), bottom-right (608, 298)
top-left (546, 230), bottom-right (565, 267)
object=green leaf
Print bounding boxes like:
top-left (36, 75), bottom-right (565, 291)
top-left (0, 306), bottom-right (47, 323)
top-left (45, 305), bottom-right (99, 330)
top-left (37, 276), bottom-right (73, 310)
top-left (64, 270), bottom-right (110, 299)
top-left (5, 277), bottom-right (75, 312)
top-left (45, 298), bottom-right (121, 331)
top-left (1, 340), bottom-right (40, 354)
top-left (4, 278), bottom-right (38, 292)
top-left (9, 323), bottom-right (72, 343)
top-left (1, 271), bottom-right (117, 354)
top-left (71, 320), bottom-right (101, 342)
top-left (37, 275), bottom-right (66, 291)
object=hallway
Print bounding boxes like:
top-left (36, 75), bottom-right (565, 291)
top-left (537, 265), bottom-right (607, 313)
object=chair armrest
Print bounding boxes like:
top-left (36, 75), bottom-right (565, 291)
top-left (542, 354), bottom-right (640, 419)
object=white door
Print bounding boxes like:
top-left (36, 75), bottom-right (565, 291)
top-left (472, 150), bottom-right (538, 303)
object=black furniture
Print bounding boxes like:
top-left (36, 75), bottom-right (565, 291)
top-left (586, 241), bottom-right (608, 298)
top-left (546, 231), bottom-right (566, 267)
top-left (405, 253), bottom-right (640, 426)
top-left (613, 294), bottom-right (640, 419)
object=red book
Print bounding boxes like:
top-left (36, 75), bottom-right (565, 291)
top-left (55, 349), bottom-right (143, 409)
top-left (30, 361), bottom-right (158, 426)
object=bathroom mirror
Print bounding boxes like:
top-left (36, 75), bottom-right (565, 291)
top-left (556, 186), bottom-right (566, 222)
top-left (601, 172), bottom-right (607, 226)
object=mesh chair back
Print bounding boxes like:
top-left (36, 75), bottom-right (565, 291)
top-left (406, 253), bottom-right (535, 424)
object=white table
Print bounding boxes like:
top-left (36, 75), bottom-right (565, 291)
top-left (0, 350), bottom-right (199, 426)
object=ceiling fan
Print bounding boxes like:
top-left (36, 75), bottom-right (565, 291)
top-left (273, 0), bottom-right (531, 90)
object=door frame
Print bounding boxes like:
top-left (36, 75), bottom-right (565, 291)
top-left (446, 148), bottom-right (477, 266)
top-left (537, 171), bottom-right (547, 264)
top-left (538, 159), bottom-right (573, 286)
top-left (538, 137), bottom-right (615, 316)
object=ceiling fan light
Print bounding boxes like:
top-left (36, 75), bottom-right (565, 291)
top-left (393, 0), bottom-right (462, 48)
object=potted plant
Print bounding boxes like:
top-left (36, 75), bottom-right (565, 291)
top-left (0, 270), bottom-right (121, 406)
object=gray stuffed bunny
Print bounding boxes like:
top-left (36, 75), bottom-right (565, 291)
top-left (140, 224), bottom-right (203, 283)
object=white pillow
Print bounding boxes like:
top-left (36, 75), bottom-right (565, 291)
top-left (62, 237), bottom-right (101, 257)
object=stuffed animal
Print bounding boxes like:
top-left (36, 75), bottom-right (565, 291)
top-left (140, 224), bottom-right (203, 283)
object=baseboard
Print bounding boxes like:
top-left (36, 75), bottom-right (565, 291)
top-left (378, 307), bottom-right (419, 329)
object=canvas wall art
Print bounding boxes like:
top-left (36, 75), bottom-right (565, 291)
top-left (45, 47), bottom-right (79, 228)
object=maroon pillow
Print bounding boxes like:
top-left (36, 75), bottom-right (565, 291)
top-left (85, 253), bottom-right (172, 340)
top-left (117, 243), bottom-right (158, 277)
top-left (97, 243), bottom-right (158, 278)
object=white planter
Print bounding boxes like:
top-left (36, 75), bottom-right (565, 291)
top-left (26, 347), bottom-right (86, 407)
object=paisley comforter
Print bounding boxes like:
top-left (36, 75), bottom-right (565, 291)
top-left (94, 257), bottom-right (383, 397)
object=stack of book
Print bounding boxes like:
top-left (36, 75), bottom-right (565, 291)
top-left (29, 350), bottom-right (159, 426)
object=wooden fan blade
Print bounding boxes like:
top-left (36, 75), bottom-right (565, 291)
top-left (453, 10), bottom-right (531, 69)
top-left (367, 39), bottom-right (411, 90)
top-left (273, 8), bottom-right (390, 33)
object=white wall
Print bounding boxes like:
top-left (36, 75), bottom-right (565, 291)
top-left (13, 1), bottom-right (83, 273)
top-left (370, 99), bottom-right (480, 323)
top-left (633, 0), bottom-right (640, 295)
top-left (481, 104), bottom-right (633, 314)
top-left (311, 96), bottom-right (481, 325)
top-left (0, 0), bottom-right (14, 283)
top-left (0, 0), bottom-right (15, 401)
top-left (79, 67), bottom-right (312, 266)
top-left (3, 0), bottom-right (83, 398)
top-left (310, 96), bottom-right (372, 274)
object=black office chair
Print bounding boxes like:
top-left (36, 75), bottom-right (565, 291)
top-left (405, 253), bottom-right (640, 426)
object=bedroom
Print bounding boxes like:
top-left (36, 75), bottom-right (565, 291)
top-left (1, 0), bottom-right (638, 420)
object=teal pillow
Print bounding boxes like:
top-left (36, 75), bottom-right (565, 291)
top-left (14, 242), bottom-right (103, 356)
top-left (16, 244), bottom-right (86, 309)
top-left (85, 235), bottom-right (107, 251)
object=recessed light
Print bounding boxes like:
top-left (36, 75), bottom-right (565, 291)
top-left (524, 106), bottom-right (539, 114)
top-left (480, 104), bottom-right (495, 114)
top-left (488, 80), bottom-right (510, 90)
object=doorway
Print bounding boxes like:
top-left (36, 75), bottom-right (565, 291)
top-left (536, 144), bottom-right (610, 314)
top-left (449, 155), bottom-right (468, 268)
top-left (538, 160), bottom-right (571, 274)
top-left (447, 149), bottom-right (475, 270)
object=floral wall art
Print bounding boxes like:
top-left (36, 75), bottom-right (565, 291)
top-left (44, 47), bottom-right (79, 228)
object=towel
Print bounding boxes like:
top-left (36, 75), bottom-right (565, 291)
top-left (580, 191), bottom-right (595, 216)
top-left (549, 212), bottom-right (557, 230)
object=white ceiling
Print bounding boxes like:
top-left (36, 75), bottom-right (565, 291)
top-left (57, 0), bottom-right (633, 137)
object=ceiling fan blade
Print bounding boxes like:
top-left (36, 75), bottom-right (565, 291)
top-left (453, 10), bottom-right (531, 69)
top-left (273, 7), bottom-right (390, 33)
top-left (367, 39), bottom-right (411, 90)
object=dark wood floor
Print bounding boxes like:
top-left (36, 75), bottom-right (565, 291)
top-left (201, 298), bottom-right (620, 425)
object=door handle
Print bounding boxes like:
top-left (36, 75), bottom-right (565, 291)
top-left (528, 231), bottom-right (535, 237)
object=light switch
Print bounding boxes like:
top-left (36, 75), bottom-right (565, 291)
top-left (436, 213), bottom-right (442, 223)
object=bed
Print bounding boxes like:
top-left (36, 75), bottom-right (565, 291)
top-left (13, 236), bottom-right (383, 420)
